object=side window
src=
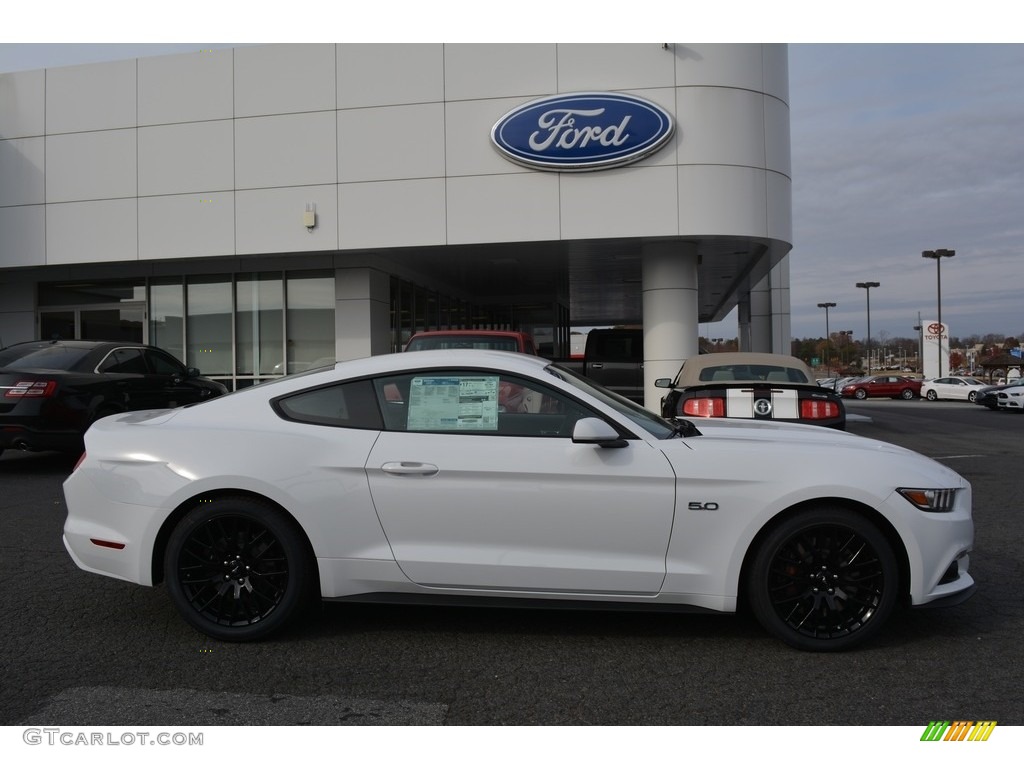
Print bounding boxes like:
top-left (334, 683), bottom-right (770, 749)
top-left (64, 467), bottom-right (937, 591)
top-left (146, 349), bottom-right (186, 376)
top-left (372, 371), bottom-right (597, 438)
top-left (97, 348), bottom-right (147, 374)
top-left (273, 379), bottom-right (382, 429)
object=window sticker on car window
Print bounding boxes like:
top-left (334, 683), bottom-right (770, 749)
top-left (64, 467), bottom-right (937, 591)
top-left (407, 376), bottom-right (500, 431)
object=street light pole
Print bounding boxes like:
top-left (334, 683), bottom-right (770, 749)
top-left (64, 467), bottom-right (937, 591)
top-left (817, 302), bottom-right (836, 377)
top-left (856, 282), bottom-right (880, 375)
top-left (922, 249), bottom-right (955, 378)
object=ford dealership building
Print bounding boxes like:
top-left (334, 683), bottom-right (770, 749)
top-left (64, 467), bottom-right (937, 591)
top-left (0, 43), bottom-right (792, 408)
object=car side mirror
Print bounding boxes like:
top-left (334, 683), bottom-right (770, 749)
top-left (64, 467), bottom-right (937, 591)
top-left (655, 378), bottom-right (673, 389)
top-left (572, 417), bottom-right (628, 448)
top-left (186, 367), bottom-right (201, 378)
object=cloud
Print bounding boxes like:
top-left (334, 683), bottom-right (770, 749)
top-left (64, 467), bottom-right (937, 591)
top-left (788, 44), bottom-right (1024, 340)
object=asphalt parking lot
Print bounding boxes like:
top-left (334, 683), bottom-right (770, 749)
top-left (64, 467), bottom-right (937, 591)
top-left (1, 399), bottom-right (1022, 726)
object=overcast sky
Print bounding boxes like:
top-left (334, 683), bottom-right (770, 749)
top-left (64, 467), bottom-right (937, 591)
top-left (2, 8), bottom-right (1020, 342)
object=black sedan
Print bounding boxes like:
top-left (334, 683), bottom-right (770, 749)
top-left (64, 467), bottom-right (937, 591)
top-left (0, 340), bottom-right (227, 457)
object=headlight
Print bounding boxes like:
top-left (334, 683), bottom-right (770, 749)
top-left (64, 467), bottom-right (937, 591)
top-left (897, 487), bottom-right (959, 512)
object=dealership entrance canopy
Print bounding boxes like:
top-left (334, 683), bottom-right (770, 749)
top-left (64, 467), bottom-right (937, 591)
top-left (0, 43), bottom-right (792, 408)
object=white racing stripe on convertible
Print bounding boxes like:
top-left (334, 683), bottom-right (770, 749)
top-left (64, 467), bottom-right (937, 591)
top-left (726, 388), bottom-right (799, 419)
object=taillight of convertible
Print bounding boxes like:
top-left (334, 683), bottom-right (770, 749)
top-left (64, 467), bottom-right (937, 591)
top-left (683, 397), bottom-right (725, 417)
top-left (4, 379), bottom-right (57, 398)
top-left (800, 399), bottom-right (841, 420)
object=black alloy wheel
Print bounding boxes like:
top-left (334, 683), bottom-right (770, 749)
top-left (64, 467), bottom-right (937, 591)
top-left (747, 507), bottom-right (898, 651)
top-left (165, 497), bottom-right (312, 641)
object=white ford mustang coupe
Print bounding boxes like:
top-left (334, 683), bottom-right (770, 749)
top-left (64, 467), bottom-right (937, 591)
top-left (63, 350), bottom-right (975, 651)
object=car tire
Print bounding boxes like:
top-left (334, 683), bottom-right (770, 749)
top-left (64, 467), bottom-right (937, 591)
top-left (746, 507), bottom-right (898, 651)
top-left (925, 390), bottom-right (938, 401)
top-left (165, 496), bottom-right (314, 642)
top-left (967, 391), bottom-right (977, 403)
top-left (901, 389), bottom-right (915, 400)
top-left (854, 389), bottom-right (867, 400)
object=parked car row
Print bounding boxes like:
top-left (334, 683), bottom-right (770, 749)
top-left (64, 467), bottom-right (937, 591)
top-left (816, 373), bottom-right (1015, 408)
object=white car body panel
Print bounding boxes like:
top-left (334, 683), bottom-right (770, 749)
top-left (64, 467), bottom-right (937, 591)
top-left (995, 385), bottom-right (1024, 410)
top-left (365, 430), bottom-right (675, 594)
top-left (921, 376), bottom-right (987, 401)
top-left (62, 350), bottom-right (975, 631)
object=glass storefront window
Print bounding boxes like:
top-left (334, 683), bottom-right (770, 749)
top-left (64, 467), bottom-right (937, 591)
top-left (187, 276), bottom-right (233, 376)
top-left (150, 280), bottom-right (185, 361)
top-left (236, 273), bottom-right (284, 376)
top-left (286, 272), bottom-right (334, 372)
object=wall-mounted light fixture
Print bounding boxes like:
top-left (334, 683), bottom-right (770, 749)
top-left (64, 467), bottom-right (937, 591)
top-left (303, 203), bottom-right (317, 232)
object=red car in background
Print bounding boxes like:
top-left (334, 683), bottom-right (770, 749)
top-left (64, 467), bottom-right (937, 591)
top-left (840, 375), bottom-right (922, 400)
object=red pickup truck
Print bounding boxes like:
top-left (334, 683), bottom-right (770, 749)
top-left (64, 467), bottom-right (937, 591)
top-left (404, 330), bottom-right (537, 355)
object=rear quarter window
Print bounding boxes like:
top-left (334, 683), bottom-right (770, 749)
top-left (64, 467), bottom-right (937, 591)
top-left (273, 379), bottom-right (383, 429)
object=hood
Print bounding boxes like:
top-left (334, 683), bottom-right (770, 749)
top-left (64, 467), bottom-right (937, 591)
top-left (672, 417), bottom-right (963, 488)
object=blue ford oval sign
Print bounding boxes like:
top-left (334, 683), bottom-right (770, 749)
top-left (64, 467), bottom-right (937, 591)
top-left (490, 92), bottom-right (675, 172)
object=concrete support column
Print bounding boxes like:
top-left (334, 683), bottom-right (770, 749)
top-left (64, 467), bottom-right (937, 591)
top-left (743, 258), bottom-right (791, 353)
top-left (334, 267), bottom-right (391, 361)
top-left (642, 242), bottom-right (699, 412)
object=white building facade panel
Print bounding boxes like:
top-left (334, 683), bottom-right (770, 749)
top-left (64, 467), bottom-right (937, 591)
top-left (45, 129), bottom-right (137, 203)
top-left (138, 120), bottom-right (235, 197)
top-left (677, 164), bottom-right (769, 238)
top-left (0, 206), bottom-right (45, 268)
top-left (235, 112), bottom-right (338, 190)
top-left (446, 173), bottom-right (561, 245)
top-left (444, 98), bottom-right (532, 178)
top-left (674, 43), bottom-right (772, 92)
top-left (139, 192), bottom-right (236, 261)
top-left (337, 44), bottom-right (444, 108)
top-left (337, 103), bottom-right (446, 182)
top-left (675, 87), bottom-right (769, 168)
top-left (764, 94), bottom-right (792, 176)
top-left (556, 44), bottom-right (677, 91)
top-left (338, 179), bottom-right (446, 250)
top-left (443, 44), bottom-right (557, 101)
top-left (560, 166), bottom-right (679, 240)
top-left (138, 49), bottom-right (234, 125)
top-left (0, 136), bottom-right (44, 206)
top-left (44, 60), bottom-right (136, 134)
top-left (45, 199), bottom-right (138, 264)
top-left (0, 69), bottom-right (45, 138)
top-left (235, 185), bottom-right (339, 254)
top-left (234, 44), bottom-right (337, 117)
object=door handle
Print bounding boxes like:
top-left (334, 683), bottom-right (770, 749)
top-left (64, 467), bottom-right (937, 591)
top-left (380, 461), bottom-right (439, 477)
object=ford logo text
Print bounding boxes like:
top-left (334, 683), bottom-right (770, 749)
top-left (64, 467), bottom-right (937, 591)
top-left (490, 92), bottom-right (675, 172)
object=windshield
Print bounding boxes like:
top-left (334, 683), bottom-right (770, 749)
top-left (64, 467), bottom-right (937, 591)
top-left (546, 363), bottom-right (678, 439)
